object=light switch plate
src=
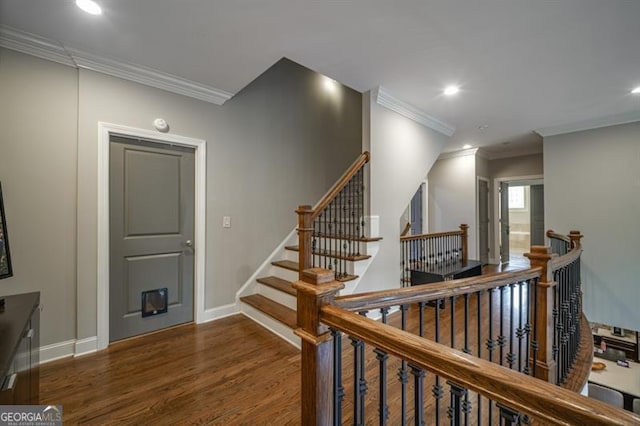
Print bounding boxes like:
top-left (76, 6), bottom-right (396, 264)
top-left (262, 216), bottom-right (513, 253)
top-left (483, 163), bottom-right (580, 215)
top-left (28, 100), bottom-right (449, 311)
top-left (222, 216), bottom-right (231, 228)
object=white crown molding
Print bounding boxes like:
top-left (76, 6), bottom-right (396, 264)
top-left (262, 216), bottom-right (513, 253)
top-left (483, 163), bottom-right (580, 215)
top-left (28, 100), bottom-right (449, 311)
top-left (0, 25), bottom-right (75, 67)
top-left (67, 47), bottom-right (233, 105)
top-left (438, 147), bottom-right (478, 160)
top-left (373, 86), bottom-right (456, 137)
top-left (536, 110), bottom-right (640, 137)
top-left (0, 25), bottom-right (233, 105)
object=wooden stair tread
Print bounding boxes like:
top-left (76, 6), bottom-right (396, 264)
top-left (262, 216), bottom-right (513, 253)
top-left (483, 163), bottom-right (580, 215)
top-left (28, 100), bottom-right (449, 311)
top-left (285, 245), bottom-right (371, 262)
top-left (240, 294), bottom-right (297, 329)
top-left (272, 260), bottom-right (299, 272)
top-left (256, 276), bottom-right (296, 296)
top-left (337, 274), bottom-right (358, 283)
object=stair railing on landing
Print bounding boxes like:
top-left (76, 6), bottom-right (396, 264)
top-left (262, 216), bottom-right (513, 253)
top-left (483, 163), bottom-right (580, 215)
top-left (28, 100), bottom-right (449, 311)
top-left (400, 224), bottom-right (469, 287)
top-left (296, 151), bottom-right (369, 281)
top-left (295, 230), bottom-right (640, 425)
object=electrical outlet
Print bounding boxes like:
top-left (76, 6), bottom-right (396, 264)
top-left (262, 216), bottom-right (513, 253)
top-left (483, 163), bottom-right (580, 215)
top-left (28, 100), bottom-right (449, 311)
top-left (222, 216), bottom-right (231, 228)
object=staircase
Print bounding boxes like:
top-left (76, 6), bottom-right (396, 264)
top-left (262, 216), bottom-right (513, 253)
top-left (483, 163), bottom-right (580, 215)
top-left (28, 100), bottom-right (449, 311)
top-left (237, 152), bottom-right (381, 347)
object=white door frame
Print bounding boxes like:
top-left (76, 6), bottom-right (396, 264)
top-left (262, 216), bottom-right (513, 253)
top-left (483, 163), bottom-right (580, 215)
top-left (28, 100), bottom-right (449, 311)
top-left (97, 122), bottom-right (207, 351)
top-left (492, 174), bottom-right (543, 264)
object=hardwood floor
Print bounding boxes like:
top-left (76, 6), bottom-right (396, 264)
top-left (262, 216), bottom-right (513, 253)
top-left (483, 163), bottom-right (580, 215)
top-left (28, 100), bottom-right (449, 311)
top-left (40, 263), bottom-right (536, 425)
top-left (40, 316), bottom-right (301, 425)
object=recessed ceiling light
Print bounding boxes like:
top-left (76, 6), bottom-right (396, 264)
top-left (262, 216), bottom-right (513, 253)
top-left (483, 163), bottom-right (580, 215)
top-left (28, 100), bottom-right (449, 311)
top-left (632, 87), bottom-right (640, 94)
top-left (443, 85), bottom-right (460, 96)
top-left (462, 144), bottom-right (472, 149)
top-left (76, 0), bottom-right (102, 15)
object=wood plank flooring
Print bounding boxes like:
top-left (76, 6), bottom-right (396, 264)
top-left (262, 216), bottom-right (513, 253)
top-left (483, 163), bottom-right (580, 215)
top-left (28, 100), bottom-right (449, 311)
top-left (40, 316), bottom-right (301, 425)
top-left (40, 262), bottom-right (536, 425)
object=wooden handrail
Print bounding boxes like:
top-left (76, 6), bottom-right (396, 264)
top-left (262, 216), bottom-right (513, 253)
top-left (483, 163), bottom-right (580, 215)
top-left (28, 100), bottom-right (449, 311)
top-left (320, 305), bottom-right (640, 425)
top-left (399, 228), bottom-right (462, 242)
top-left (335, 267), bottom-right (542, 311)
top-left (546, 229), bottom-right (571, 244)
top-left (311, 151), bottom-right (369, 220)
top-left (400, 222), bottom-right (411, 237)
top-left (549, 245), bottom-right (582, 271)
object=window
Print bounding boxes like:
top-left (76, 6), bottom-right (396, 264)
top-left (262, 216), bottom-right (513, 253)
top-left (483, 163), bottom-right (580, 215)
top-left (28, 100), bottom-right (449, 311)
top-left (508, 186), bottom-right (525, 209)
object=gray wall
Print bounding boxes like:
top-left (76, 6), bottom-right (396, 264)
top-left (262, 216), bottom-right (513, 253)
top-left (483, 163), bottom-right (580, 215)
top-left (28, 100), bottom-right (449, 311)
top-left (363, 92), bottom-right (448, 293)
top-left (488, 153), bottom-right (543, 179)
top-left (428, 152), bottom-right (478, 259)
top-left (0, 49), bottom-right (78, 346)
top-left (1, 49), bottom-right (362, 346)
top-left (545, 122), bottom-right (640, 331)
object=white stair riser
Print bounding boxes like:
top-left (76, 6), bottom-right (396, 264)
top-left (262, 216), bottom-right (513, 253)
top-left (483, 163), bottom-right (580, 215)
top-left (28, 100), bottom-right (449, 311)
top-left (258, 284), bottom-right (297, 310)
top-left (240, 305), bottom-right (300, 349)
top-left (271, 265), bottom-right (299, 282)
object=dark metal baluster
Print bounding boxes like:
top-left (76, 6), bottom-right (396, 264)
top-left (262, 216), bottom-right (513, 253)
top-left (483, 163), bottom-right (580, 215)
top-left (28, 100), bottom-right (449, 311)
top-left (433, 299), bottom-right (443, 425)
top-left (332, 329), bottom-right (344, 425)
top-left (508, 283), bottom-right (516, 369)
top-left (359, 169), bottom-right (366, 240)
top-left (487, 288), bottom-right (495, 425)
top-left (477, 291), bottom-right (482, 426)
top-left (517, 280), bottom-right (525, 372)
top-left (340, 193), bottom-right (345, 278)
top-left (399, 304), bottom-right (409, 425)
top-left (401, 239), bottom-right (406, 286)
top-left (499, 286), bottom-right (506, 366)
top-left (462, 295), bottom-right (471, 425)
top-left (523, 279), bottom-right (531, 376)
top-left (553, 269), bottom-right (560, 384)
top-left (463, 294), bottom-right (470, 354)
top-left (531, 277), bottom-right (539, 378)
top-left (351, 335), bottom-right (367, 426)
top-left (498, 404), bottom-right (521, 426)
top-left (419, 301), bottom-right (426, 337)
top-left (411, 364), bottom-right (425, 426)
top-left (450, 296), bottom-right (457, 350)
top-left (375, 348), bottom-right (389, 426)
top-left (447, 382), bottom-right (466, 426)
top-left (327, 199), bottom-right (333, 272)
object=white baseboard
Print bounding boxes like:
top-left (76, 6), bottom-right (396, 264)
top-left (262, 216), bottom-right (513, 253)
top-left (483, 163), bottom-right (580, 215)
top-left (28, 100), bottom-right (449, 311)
top-left (75, 336), bottom-right (98, 357)
top-left (199, 303), bottom-right (238, 324)
top-left (40, 339), bottom-right (75, 364)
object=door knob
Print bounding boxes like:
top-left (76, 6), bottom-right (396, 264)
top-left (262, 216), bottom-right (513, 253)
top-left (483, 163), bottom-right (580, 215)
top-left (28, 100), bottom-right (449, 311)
top-left (184, 240), bottom-right (193, 247)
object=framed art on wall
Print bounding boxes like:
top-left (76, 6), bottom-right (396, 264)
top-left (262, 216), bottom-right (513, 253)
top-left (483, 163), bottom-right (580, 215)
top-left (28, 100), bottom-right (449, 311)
top-left (0, 182), bottom-right (13, 279)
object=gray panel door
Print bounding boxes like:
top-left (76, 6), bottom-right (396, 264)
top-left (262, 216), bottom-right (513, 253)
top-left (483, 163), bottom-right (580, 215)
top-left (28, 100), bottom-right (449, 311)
top-left (109, 136), bottom-right (195, 342)
top-left (499, 181), bottom-right (510, 263)
top-left (530, 184), bottom-right (545, 246)
top-left (478, 180), bottom-right (490, 264)
top-left (410, 185), bottom-right (423, 235)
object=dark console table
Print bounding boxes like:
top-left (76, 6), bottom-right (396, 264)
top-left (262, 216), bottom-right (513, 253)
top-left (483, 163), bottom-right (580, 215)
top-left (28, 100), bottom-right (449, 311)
top-left (410, 260), bottom-right (483, 285)
top-left (0, 292), bottom-right (40, 404)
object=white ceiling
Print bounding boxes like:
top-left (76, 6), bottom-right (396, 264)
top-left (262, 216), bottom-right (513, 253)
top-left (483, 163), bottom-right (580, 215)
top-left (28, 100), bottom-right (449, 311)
top-left (1, 0), bottom-right (639, 155)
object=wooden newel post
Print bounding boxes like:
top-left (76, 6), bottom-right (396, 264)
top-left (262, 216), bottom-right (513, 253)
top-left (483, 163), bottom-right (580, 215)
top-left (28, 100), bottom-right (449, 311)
top-left (293, 268), bottom-right (344, 426)
top-left (524, 246), bottom-right (558, 384)
top-left (459, 224), bottom-right (469, 263)
top-left (297, 205), bottom-right (314, 280)
top-left (568, 230), bottom-right (583, 249)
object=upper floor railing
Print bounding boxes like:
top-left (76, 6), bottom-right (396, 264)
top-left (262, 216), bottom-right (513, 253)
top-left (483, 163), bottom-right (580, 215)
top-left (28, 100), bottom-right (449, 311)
top-left (297, 152), bottom-right (369, 281)
top-left (400, 224), bottom-right (469, 287)
top-left (294, 230), bottom-right (640, 425)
